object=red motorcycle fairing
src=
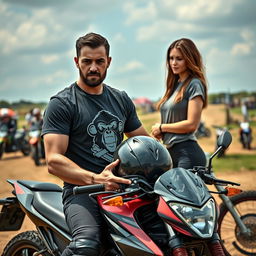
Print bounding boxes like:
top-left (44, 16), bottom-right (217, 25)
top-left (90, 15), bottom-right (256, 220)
top-left (97, 194), bottom-right (164, 256)
top-left (14, 182), bottom-right (25, 195)
top-left (157, 197), bottom-right (193, 237)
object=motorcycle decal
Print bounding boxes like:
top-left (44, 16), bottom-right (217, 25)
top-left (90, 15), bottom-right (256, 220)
top-left (166, 221), bottom-right (192, 236)
top-left (87, 110), bottom-right (124, 162)
top-left (119, 221), bottom-right (164, 256)
top-left (157, 198), bottom-right (195, 237)
top-left (157, 197), bottom-right (182, 223)
top-left (14, 182), bottom-right (25, 195)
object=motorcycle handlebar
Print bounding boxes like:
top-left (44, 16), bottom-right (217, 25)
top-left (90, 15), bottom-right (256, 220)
top-left (73, 184), bottom-right (105, 195)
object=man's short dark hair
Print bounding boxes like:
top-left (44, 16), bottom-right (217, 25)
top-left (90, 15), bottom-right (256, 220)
top-left (76, 32), bottom-right (110, 57)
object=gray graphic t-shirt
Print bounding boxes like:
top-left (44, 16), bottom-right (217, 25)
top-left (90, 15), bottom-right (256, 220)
top-left (160, 78), bottom-right (205, 147)
top-left (42, 83), bottom-right (141, 186)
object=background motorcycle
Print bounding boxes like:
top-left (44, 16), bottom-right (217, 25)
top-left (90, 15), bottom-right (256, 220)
top-left (28, 129), bottom-right (45, 166)
top-left (239, 121), bottom-right (253, 150)
top-left (0, 131), bottom-right (254, 256)
top-left (0, 125), bottom-right (31, 159)
top-left (195, 121), bottom-right (211, 139)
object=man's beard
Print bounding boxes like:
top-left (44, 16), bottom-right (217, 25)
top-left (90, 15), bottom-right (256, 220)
top-left (79, 69), bottom-right (107, 88)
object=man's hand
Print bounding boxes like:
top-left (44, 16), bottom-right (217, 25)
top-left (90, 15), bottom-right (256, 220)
top-left (94, 159), bottom-right (131, 191)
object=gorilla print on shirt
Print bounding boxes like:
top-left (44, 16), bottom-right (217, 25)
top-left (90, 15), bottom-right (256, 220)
top-left (87, 110), bottom-right (124, 162)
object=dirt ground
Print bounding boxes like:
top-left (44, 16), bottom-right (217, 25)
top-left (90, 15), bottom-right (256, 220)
top-left (0, 104), bottom-right (255, 253)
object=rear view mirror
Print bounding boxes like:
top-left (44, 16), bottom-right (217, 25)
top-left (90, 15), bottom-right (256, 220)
top-left (217, 130), bottom-right (232, 149)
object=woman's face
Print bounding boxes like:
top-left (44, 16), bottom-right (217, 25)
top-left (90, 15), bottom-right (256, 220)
top-left (169, 48), bottom-right (188, 79)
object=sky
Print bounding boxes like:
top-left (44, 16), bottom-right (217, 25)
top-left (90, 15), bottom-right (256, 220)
top-left (0, 0), bottom-right (256, 103)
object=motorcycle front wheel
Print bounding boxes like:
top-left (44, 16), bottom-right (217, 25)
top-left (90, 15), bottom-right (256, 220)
top-left (0, 142), bottom-right (4, 159)
top-left (2, 230), bottom-right (49, 256)
top-left (218, 190), bottom-right (256, 255)
top-left (20, 139), bottom-right (31, 156)
top-left (31, 144), bottom-right (40, 166)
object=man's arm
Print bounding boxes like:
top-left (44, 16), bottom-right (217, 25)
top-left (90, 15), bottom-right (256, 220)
top-left (44, 133), bottom-right (94, 185)
top-left (125, 125), bottom-right (149, 138)
top-left (44, 133), bottom-right (131, 190)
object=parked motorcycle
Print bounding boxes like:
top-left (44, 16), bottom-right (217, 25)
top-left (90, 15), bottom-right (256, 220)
top-left (0, 131), bottom-right (255, 255)
top-left (239, 122), bottom-right (253, 150)
top-left (28, 129), bottom-right (45, 166)
top-left (0, 125), bottom-right (31, 159)
top-left (195, 121), bottom-right (211, 139)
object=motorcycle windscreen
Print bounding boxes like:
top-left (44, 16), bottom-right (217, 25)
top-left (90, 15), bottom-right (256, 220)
top-left (154, 168), bottom-right (211, 206)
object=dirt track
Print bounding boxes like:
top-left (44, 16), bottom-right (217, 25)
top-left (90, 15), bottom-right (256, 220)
top-left (0, 104), bottom-right (255, 253)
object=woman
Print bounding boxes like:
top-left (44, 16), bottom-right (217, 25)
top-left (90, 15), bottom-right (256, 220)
top-left (151, 38), bottom-right (208, 169)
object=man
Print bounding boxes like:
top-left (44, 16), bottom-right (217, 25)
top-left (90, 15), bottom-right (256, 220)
top-left (42, 32), bottom-right (148, 256)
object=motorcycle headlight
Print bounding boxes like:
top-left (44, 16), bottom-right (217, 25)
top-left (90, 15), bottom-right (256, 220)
top-left (170, 199), bottom-right (216, 238)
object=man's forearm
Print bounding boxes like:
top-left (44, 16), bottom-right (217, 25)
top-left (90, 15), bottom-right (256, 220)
top-left (46, 153), bottom-right (94, 185)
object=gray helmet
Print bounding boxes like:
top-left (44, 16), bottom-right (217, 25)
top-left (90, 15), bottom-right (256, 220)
top-left (113, 136), bottom-right (172, 183)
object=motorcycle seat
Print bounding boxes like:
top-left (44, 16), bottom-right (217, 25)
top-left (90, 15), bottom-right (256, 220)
top-left (17, 180), bottom-right (62, 192)
top-left (17, 180), bottom-right (70, 233)
top-left (33, 191), bottom-right (70, 233)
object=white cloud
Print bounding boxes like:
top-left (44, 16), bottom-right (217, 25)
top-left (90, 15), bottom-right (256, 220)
top-left (118, 60), bottom-right (144, 73)
top-left (177, 0), bottom-right (241, 20)
top-left (40, 54), bottom-right (59, 64)
top-left (123, 1), bottom-right (157, 25)
top-left (240, 28), bottom-right (254, 41)
top-left (231, 28), bottom-right (254, 56)
top-left (112, 33), bottom-right (125, 43)
top-left (0, 21), bottom-right (48, 54)
top-left (44, 70), bottom-right (69, 84)
top-left (231, 43), bottom-right (251, 56)
top-left (136, 20), bottom-right (200, 42)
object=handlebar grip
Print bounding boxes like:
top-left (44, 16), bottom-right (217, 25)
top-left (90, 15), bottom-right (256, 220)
top-left (73, 184), bottom-right (105, 195)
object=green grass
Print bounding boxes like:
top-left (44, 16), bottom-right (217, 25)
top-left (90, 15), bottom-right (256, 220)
top-left (211, 154), bottom-right (256, 173)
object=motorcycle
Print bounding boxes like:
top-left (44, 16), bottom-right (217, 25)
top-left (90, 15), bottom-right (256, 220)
top-left (195, 121), bottom-right (211, 139)
top-left (0, 125), bottom-right (31, 159)
top-left (239, 122), bottom-right (252, 150)
top-left (28, 129), bottom-right (45, 166)
top-left (0, 131), bottom-right (255, 255)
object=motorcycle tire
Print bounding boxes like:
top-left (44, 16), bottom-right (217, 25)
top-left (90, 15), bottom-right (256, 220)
top-left (0, 142), bottom-right (4, 159)
top-left (32, 145), bottom-right (40, 166)
top-left (205, 128), bottom-right (211, 137)
top-left (218, 190), bottom-right (256, 256)
top-left (21, 139), bottom-right (31, 156)
top-left (2, 230), bottom-right (50, 256)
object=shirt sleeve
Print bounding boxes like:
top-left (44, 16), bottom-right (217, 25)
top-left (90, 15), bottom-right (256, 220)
top-left (187, 79), bottom-right (206, 102)
top-left (41, 97), bottom-right (73, 137)
top-left (121, 91), bottom-right (142, 133)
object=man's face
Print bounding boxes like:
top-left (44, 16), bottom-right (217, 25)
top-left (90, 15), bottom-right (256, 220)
top-left (75, 45), bottom-right (111, 87)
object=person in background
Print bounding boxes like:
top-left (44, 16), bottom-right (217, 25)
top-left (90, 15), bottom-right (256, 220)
top-left (42, 32), bottom-right (148, 256)
top-left (30, 108), bottom-right (43, 131)
top-left (0, 108), bottom-right (17, 148)
top-left (25, 108), bottom-right (34, 127)
top-left (151, 38), bottom-right (208, 169)
top-left (239, 121), bottom-right (252, 149)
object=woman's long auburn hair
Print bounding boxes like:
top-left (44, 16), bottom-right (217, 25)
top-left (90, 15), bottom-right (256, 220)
top-left (157, 38), bottom-right (208, 110)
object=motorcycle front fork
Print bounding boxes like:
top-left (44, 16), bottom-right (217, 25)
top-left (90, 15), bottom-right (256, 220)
top-left (215, 184), bottom-right (251, 235)
top-left (166, 223), bottom-right (225, 256)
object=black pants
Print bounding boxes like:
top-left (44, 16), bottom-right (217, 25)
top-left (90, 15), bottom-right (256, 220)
top-left (168, 140), bottom-right (206, 169)
top-left (61, 190), bottom-right (103, 256)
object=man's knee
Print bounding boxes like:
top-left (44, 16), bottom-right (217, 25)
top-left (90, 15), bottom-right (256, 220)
top-left (69, 238), bottom-right (100, 256)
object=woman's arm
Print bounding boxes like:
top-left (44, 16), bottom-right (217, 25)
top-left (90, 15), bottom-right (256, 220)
top-left (152, 96), bottom-right (203, 138)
